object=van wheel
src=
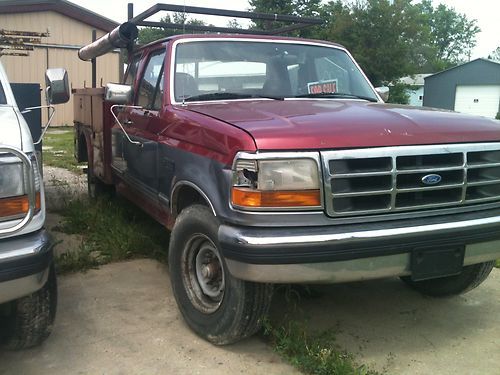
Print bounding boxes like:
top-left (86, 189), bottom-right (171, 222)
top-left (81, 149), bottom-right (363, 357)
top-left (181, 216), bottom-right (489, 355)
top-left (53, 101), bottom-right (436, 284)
top-left (1, 264), bottom-right (57, 350)
top-left (169, 205), bottom-right (273, 345)
top-left (401, 261), bottom-right (495, 297)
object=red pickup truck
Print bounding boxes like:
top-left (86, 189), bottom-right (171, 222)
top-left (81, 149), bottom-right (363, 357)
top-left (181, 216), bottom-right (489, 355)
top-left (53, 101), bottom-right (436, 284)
top-left (74, 18), bottom-right (500, 344)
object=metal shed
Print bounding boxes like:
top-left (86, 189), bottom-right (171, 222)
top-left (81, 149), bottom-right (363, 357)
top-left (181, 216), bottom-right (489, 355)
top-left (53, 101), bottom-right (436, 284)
top-left (423, 58), bottom-right (500, 119)
top-left (0, 0), bottom-right (121, 126)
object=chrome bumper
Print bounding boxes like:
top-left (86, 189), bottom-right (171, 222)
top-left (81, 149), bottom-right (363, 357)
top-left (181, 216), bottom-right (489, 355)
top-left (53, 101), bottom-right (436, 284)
top-left (219, 214), bottom-right (500, 283)
top-left (0, 230), bottom-right (52, 304)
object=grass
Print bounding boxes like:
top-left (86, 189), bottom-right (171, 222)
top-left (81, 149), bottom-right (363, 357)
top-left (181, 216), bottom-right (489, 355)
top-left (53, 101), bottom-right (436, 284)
top-left (53, 194), bottom-right (170, 274)
top-left (496, 259), bottom-right (500, 268)
top-left (42, 127), bottom-right (84, 172)
top-left (263, 319), bottom-right (380, 375)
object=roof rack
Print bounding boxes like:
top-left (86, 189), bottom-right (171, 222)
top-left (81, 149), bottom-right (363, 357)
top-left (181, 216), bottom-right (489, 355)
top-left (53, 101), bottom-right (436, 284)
top-left (127, 3), bottom-right (323, 36)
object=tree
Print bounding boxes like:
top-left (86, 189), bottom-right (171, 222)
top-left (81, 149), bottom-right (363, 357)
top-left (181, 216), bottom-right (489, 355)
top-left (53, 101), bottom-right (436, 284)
top-left (423, 2), bottom-right (480, 69)
top-left (248, 0), bottom-right (322, 37)
top-left (137, 13), bottom-right (206, 45)
top-left (489, 47), bottom-right (500, 61)
top-left (320, 0), bottom-right (428, 85)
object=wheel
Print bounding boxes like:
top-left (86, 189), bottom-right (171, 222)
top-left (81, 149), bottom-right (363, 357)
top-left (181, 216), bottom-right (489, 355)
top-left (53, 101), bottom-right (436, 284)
top-left (168, 204), bottom-right (273, 345)
top-left (401, 261), bottom-right (495, 297)
top-left (0, 264), bottom-right (58, 350)
top-left (87, 163), bottom-right (113, 199)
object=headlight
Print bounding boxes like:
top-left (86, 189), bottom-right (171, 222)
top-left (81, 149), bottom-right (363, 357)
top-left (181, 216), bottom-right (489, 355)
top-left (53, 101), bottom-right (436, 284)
top-left (0, 158), bottom-right (24, 198)
top-left (231, 156), bottom-right (321, 209)
top-left (0, 153), bottom-right (41, 219)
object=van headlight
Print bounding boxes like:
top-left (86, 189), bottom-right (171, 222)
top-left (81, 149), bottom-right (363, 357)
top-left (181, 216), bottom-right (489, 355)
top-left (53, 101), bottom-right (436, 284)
top-left (231, 154), bottom-right (321, 210)
top-left (0, 153), bottom-right (41, 219)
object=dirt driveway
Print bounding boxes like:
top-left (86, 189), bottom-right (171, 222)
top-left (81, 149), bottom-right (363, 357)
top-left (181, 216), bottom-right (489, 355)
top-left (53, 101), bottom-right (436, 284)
top-left (1, 258), bottom-right (498, 374)
top-left (0, 166), bottom-right (498, 374)
top-left (0, 260), bottom-right (296, 375)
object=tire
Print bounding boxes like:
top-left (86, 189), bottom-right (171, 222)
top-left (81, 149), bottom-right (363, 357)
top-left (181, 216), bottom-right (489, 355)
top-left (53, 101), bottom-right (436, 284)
top-left (0, 264), bottom-right (58, 350)
top-left (401, 261), bottom-right (495, 297)
top-left (168, 205), bottom-right (273, 345)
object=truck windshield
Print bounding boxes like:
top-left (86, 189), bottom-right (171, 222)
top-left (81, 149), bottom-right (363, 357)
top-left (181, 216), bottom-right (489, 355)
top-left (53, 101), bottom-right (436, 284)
top-left (174, 40), bottom-right (378, 102)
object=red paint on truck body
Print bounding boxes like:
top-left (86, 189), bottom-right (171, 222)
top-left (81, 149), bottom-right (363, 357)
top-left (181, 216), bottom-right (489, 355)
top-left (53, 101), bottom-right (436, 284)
top-left (182, 100), bottom-right (500, 150)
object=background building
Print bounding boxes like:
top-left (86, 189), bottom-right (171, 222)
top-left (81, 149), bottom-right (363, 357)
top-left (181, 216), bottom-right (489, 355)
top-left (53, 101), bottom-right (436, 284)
top-left (423, 58), bottom-right (500, 119)
top-left (0, 0), bottom-right (120, 126)
top-left (398, 74), bottom-right (432, 107)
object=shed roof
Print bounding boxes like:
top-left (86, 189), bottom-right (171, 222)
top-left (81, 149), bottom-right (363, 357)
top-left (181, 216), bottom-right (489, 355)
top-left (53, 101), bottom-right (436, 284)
top-left (399, 73), bottom-right (433, 86)
top-left (0, 0), bottom-right (118, 32)
top-left (425, 58), bottom-right (500, 81)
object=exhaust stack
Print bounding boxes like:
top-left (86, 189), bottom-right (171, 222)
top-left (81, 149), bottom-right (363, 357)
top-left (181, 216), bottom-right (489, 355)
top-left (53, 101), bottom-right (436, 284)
top-left (78, 22), bottom-right (138, 61)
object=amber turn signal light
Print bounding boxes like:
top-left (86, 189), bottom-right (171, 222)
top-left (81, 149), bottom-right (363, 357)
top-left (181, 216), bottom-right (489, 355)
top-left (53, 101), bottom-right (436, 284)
top-left (231, 187), bottom-right (321, 208)
top-left (0, 193), bottom-right (41, 218)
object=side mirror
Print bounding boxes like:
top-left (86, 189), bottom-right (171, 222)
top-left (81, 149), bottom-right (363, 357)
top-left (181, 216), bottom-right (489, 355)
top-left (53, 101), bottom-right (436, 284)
top-left (45, 68), bottom-right (70, 104)
top-left (105, 83), bottom-right (133, 104)
top-left (375, 86), bottom-right (390, 102)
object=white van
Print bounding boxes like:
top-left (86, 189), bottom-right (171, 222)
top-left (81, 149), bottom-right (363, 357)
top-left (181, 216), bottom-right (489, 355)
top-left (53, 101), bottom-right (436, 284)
top-left (0, 61), bottom-right (69, 349)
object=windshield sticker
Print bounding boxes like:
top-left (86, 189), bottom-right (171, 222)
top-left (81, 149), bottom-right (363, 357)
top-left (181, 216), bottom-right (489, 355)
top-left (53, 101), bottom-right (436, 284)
top-left (307, 79), bottom-right (338, 95)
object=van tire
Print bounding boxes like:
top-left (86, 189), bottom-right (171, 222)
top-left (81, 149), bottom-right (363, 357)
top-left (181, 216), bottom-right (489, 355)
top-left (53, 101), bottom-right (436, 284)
top-left (168, 205), bottom-right (273, 345)
top-left (401, 261), bottom-right (495, 297)
top-left (1, 264), bottom-right (57, 350)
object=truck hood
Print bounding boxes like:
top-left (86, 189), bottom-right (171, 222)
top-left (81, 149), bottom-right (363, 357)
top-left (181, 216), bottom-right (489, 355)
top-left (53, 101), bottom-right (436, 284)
top-left (185, 100), bottom-right (500, 150)
top-left (0, 106), bottom-right (23, 149)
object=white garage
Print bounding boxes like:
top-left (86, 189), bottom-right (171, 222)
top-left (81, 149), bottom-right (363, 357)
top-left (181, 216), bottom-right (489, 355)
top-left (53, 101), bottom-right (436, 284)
top-left (455, 85), bottom-right (500, 118)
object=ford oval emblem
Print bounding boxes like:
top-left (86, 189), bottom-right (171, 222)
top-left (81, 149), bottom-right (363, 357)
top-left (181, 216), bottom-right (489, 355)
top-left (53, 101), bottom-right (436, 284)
top-left (422, 174), bottom-right (442, 185)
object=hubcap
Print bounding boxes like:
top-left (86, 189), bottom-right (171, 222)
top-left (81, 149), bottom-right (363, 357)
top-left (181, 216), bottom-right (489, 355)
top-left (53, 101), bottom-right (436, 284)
top-left (181, 234), bottom-right (225, 313)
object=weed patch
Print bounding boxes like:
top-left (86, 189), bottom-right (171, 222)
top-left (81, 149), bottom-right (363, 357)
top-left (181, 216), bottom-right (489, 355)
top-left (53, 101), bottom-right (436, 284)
top-left (263, 319), bottom-right (379, 375)
top-left (54, 195), bottom-right (170, 273)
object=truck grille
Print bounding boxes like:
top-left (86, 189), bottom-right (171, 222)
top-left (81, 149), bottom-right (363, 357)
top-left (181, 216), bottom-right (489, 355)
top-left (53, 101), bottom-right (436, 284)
top-left (321, 143), bottom-right (500, 217)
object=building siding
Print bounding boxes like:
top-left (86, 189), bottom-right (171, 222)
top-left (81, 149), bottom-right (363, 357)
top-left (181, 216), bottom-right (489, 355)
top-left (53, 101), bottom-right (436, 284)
top-left (0, 10), bottom-right (120, 126)
top-left (423, 59), bottom-right (500, 113)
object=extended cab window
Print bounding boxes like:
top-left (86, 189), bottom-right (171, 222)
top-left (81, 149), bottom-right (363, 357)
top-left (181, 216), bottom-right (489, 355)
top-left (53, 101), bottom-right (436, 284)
top-left (0, 82), bottom-right (6, 104)
top-left (124, 54), bottom-right (140, 88)
top-left (174, 41), bottom-right (377, 102)
top-left (136, 49), bottom-right (166, 110)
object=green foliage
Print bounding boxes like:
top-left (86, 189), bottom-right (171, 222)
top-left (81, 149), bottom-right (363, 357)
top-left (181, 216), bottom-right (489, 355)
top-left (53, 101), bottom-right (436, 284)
top-left (43, 128), bottom-right (85, 172)
top-left (249, 0), bottom-right (481, 85)
top-left (496, 112), bottom-right (500, 120)
top-left (495, 259), bottom-right (500, 268)
top-left (55, 196), bottom-right (169, 273)
top-left (489, 47), bottom-right (500, 62)
top-left (248, 0), bottom-right (323, 38)
top-left (422, 1), bottom-right (480, 68)
top-left (263, 319), bottom-right (380, 375)
top-left (137, 13), bottom-right (206, 45)
top-left (387, 82), bottom-right (411, 105)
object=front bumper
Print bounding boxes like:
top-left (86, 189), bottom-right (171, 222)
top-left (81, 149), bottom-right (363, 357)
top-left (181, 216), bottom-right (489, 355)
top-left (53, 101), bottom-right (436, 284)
top-left (219, 212), bottom-right (500, 283)
top-left (0, 229), bottom-right (53, 304)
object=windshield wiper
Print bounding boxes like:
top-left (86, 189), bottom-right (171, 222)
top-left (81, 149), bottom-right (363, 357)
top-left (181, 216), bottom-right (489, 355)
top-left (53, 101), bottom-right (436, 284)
top-left (183, 92), bottom-right (284, 102)
top-left (294, 92), bottom-right (378, 102)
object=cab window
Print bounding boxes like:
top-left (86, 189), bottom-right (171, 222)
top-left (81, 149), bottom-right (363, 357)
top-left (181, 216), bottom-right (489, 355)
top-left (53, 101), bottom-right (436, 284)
top-left (136, 49), bottom-right (166, 110)
top-left (124, 54), bottom-right (140, 88)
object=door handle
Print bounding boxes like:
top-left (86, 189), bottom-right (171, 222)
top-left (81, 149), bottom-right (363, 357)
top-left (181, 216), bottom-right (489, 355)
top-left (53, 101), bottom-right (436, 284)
top-left (124, 119), bottom-right (133, 126)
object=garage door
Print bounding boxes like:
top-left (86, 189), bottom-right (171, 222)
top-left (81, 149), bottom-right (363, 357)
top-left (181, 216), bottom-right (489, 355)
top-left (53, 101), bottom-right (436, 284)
top-left (454, 85), bottom-right (500, 118)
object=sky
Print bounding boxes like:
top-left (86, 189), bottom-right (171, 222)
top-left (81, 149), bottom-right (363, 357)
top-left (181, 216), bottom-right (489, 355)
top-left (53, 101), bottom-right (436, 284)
top-left (75, 0), bottom-right (499, 59)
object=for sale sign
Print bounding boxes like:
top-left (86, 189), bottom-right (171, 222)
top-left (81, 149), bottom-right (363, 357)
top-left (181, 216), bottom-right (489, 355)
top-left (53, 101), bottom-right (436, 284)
top-left (307, 79), bottom-right (338, 95)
